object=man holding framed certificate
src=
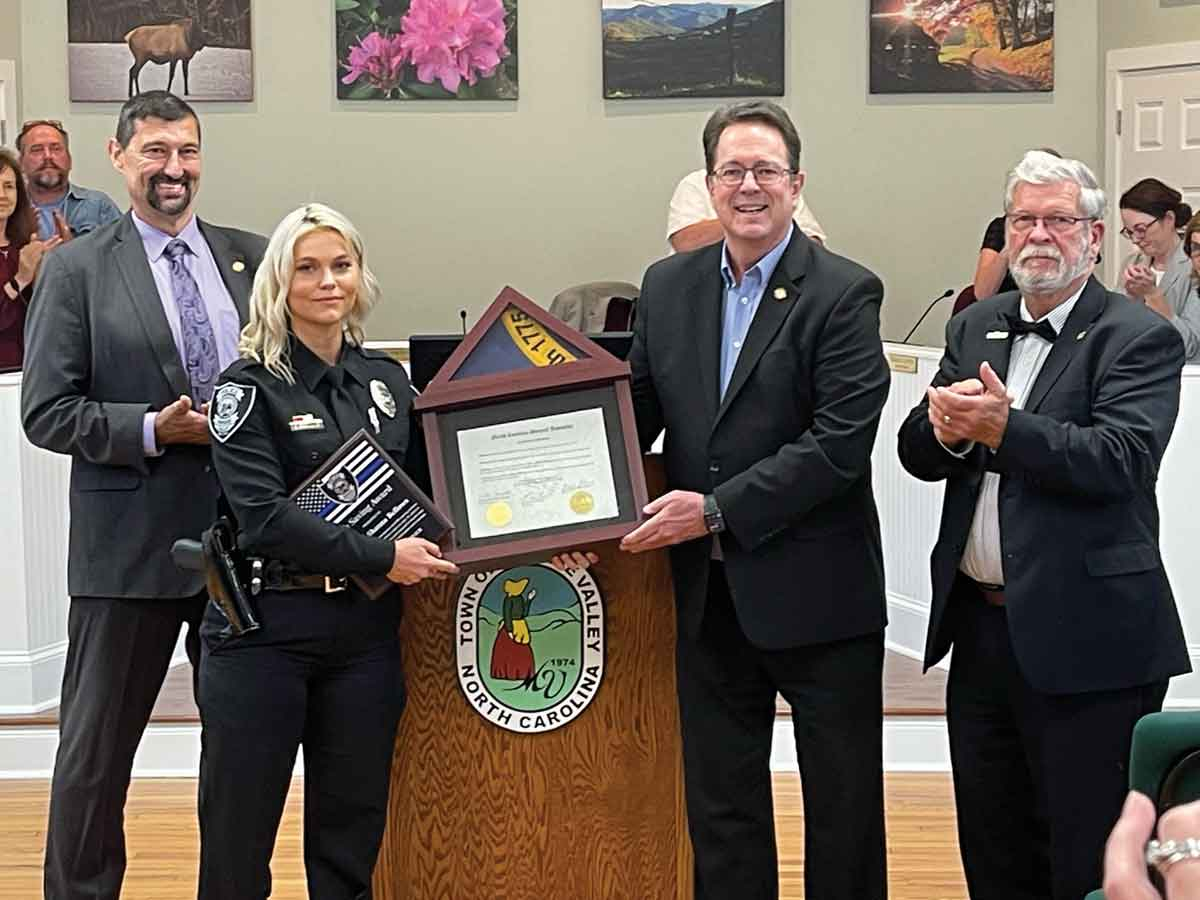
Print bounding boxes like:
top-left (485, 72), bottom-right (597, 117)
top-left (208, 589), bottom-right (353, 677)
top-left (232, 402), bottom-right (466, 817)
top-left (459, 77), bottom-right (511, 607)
top-left (621, 101), bottom-right (892, 900)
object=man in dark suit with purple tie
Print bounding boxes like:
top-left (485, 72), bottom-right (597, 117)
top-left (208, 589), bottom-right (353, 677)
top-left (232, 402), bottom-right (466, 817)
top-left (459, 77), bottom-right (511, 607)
top-left (21, 91), bottom-right (265, 900)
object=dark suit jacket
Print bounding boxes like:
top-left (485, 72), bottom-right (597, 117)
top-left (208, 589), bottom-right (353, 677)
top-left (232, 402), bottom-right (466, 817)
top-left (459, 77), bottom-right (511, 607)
top-left (21, 212), bottom-right (267, 600)
top-left (629, 231), bottom-right (891, 650)
top-left (897, 276), bottom-right (1190, 695)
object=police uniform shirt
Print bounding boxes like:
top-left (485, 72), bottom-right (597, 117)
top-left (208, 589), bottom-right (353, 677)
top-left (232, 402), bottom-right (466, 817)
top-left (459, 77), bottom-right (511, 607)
top-left (208, 335), bottom-right (420, 577)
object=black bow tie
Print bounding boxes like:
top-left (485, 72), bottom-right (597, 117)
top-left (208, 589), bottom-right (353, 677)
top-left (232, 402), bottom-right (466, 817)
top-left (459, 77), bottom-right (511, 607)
top-left (1002, 313), bottom-right (1058, 343)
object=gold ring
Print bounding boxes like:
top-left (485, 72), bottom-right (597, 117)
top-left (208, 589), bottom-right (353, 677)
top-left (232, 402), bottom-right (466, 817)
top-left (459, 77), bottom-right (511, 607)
top-left (943, 414), bottom-right (952, 424)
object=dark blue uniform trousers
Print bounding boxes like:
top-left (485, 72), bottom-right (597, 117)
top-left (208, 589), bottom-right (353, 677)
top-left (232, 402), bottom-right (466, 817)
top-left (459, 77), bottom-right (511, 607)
top-left (197, 587), bottom-right (405, 900)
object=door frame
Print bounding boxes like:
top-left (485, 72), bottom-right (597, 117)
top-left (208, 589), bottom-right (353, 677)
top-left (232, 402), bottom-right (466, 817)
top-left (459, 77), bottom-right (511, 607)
top-left (1105, 41), bottom-right (1200, 286)
top-left (0, 60), bottom-right (15, 151)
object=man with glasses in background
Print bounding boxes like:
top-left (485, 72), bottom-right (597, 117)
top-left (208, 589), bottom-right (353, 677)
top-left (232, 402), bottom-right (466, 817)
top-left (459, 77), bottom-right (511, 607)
top-left (898, 150), bottom-right (1190, 900)
top-left (623, 100), bottom-right (890, 900)
top-left (17, 119), bottom-right (121, 240)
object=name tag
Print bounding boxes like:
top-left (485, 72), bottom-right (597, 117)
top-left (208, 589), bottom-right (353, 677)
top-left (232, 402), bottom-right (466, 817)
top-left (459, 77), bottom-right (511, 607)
top-left (986, 330), bottom-right (1009, 340)
top-left (288, 413), bottom-right (325, 432)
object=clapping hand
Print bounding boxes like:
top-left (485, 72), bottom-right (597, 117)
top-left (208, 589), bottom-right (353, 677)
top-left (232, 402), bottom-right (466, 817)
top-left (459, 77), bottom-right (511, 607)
top-left (15, 235), bottom-right (64, 289)
top-left (1123, 263), bottom-right (1157, 300)
top-left (926, 362), bottom-right (1012, 450)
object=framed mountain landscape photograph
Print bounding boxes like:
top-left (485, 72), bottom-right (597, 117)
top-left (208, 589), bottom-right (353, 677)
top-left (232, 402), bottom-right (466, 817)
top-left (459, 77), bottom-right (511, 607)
top-left (336, 0), bottom-right (518, 100)
top-left (602, 0), bottom-right (784, 100)
top-left (869, 0), bottom-right (1054, 94)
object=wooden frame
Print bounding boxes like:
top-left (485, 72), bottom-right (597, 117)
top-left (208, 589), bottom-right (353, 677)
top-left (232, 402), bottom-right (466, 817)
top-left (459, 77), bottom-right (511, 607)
top-left (413, 287), bottom-right (648, 570)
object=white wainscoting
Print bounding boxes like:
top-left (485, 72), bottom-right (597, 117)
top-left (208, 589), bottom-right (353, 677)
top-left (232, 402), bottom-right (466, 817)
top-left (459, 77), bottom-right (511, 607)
top-left (0, 373), bottom-right (70, 714)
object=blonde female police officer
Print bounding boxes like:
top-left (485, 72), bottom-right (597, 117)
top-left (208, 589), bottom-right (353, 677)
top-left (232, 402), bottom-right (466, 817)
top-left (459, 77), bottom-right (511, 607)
top-left (199, 204), bottom-right (457, 899)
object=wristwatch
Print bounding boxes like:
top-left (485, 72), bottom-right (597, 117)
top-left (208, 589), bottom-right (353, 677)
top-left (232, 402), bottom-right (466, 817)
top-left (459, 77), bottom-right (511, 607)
top-left (702, 493), bottom-right (725, 534)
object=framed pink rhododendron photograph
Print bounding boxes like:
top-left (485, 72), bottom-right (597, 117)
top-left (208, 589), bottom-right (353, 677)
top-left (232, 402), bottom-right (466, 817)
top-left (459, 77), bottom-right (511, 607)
top-left (337, 0), bottom-right (518, 100)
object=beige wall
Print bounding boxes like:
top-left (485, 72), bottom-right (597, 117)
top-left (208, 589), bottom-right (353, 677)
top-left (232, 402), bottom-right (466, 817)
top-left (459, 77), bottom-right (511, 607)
top-left (1100, 0), bottom-right (1200, 52)
top-left (21, 0), bottom-right (1100, 345)
top-left (1097, 0), bottom-right (1200, 175)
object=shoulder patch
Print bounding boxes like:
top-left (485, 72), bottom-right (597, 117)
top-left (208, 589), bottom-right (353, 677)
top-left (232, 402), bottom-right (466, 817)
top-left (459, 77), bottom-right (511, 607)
top-left (208, 382), bottom-right (257, 444)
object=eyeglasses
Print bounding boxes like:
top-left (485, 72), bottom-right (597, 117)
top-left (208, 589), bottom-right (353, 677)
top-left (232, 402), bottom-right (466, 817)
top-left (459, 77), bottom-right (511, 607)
top-left (1119, 216), bottom-right (1163, 241)
top-left (710, 164), bottom-right (794, 188)
top-left (1006, 213), bottom-right (1095, 234)
top-left (1188, 241), bottom-right (1200, 258)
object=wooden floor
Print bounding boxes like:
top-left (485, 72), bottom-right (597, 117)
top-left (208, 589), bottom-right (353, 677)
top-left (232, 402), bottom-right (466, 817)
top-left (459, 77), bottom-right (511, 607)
top-left (0, 773), bottom-right (967, 899)
top-left (0, 649), bottom-right (947, 727)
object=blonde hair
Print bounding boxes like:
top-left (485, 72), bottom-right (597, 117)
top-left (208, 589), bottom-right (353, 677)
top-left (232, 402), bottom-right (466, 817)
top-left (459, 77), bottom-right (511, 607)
top-left (238, 203), bottom-right (382, 383)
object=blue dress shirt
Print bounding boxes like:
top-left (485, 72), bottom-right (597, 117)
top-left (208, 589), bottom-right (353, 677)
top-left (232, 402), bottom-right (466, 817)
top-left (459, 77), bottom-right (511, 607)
top-left (718, 225), bottom-right (793, 398)
top-left (34, 183), bottom-right (122, 239)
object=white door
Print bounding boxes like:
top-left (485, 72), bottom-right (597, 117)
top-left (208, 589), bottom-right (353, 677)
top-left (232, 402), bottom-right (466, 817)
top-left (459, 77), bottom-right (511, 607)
top-left (1105, 43), bottom-right (1200, 286)
top-left (0, 60), bottom-right (15, 150)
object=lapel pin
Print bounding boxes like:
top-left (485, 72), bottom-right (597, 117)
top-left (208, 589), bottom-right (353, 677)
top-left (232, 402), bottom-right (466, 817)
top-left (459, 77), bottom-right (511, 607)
top-left (986, 330), bottom-right (1009, 340)
top-left (773, 287), bottom-right (788, 301)
top-left (231, 260), bottom-right (245, 273)
top-left (1076, 330), bottom-right (1087, 341)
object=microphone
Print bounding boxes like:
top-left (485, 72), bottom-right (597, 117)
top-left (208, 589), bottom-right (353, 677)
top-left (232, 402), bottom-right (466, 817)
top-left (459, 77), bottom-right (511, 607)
top-left (459, 309), bottom-right (467, 335)
top-left (901, 289), bottom-right (954, 343)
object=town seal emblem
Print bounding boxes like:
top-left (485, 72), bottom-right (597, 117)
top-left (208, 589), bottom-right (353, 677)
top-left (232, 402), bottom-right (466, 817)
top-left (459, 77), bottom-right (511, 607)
top-left (455, 563), bottom-right (604, 734)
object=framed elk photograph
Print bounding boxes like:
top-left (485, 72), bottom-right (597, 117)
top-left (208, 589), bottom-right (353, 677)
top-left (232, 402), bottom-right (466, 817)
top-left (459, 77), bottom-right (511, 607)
top-left (67, 0), bottom-right (254, 102)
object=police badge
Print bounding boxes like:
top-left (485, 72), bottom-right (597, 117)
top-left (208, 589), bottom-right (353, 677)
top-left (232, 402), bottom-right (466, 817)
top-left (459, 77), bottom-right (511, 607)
top-left (208, 383), bottom-right (257, 444)
top-left (370, 379), bottom-right (397, 418)
top-left (320, 467), bottom-right (359, 504)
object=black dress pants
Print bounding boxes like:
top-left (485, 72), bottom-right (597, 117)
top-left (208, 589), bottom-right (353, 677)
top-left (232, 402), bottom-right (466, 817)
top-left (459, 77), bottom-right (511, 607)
top-left (676, 563), bottom-right (888, 900)
top-left (947, 585), bottom-right (1167, 900)
top-left (197, 587), bottom-right (405, 900)
top-left (43, 593), bottom-right (205, 900)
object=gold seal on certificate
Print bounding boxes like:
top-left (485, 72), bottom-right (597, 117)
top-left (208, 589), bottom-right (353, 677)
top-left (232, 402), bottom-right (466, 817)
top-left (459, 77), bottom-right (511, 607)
top-left (457, 408), bottom-right (620, 540)
top-left (485, 501), bottom-right (513, 527)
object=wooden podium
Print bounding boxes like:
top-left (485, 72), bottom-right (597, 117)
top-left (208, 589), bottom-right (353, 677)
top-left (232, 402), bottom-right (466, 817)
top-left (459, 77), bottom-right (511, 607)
top-left (372, 458), bottom-right (692, 899)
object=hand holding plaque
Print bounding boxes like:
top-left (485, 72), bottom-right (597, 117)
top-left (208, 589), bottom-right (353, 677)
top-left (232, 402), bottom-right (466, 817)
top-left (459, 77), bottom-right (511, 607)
top-left (290, 428), bottom-right (453, 596)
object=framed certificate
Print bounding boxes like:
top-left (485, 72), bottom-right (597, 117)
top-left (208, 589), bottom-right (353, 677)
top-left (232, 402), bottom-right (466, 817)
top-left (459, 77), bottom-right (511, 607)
top-left (413, 287), bottom-right (648, 570)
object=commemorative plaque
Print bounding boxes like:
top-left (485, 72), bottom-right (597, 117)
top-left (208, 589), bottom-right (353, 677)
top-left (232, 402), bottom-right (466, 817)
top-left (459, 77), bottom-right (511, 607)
top-left (291, 428), bottom-right (452, 596)
top-left (412, 287), bottom-right (648, 570)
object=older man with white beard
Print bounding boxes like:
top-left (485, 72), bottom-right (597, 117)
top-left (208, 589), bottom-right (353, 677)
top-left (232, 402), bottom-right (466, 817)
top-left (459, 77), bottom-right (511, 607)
top-left (897, 150), bottom-right (1190, 900)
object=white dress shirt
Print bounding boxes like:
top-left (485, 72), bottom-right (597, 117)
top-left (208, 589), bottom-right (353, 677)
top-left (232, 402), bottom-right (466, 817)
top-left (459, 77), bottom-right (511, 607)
top-left (954, 285), bottom-right (1085, 586)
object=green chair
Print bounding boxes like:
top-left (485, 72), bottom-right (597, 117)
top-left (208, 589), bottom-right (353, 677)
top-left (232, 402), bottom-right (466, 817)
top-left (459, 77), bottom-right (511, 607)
top-left (1085, 710), bottom-right (1200, 899)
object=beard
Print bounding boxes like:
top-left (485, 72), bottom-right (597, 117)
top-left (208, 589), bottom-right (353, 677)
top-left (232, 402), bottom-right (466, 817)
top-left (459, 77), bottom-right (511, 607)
top-left (146, 172), bottom-right (193, 216)
top-left (1010, 233), bottom-right (1094, 296)
top-left (30, 165), bottom-right (65, 191)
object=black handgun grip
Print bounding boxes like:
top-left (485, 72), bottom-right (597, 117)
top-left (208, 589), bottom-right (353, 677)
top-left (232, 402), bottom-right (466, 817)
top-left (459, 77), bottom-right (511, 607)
top-left (171, 539), bottom-right (205, 572)
top-left (203, 520), bottom-right (261, 637)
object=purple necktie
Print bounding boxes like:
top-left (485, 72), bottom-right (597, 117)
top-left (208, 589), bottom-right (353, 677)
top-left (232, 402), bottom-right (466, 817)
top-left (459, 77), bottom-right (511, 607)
top-left (164, 239), bottom-right (219, 404)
